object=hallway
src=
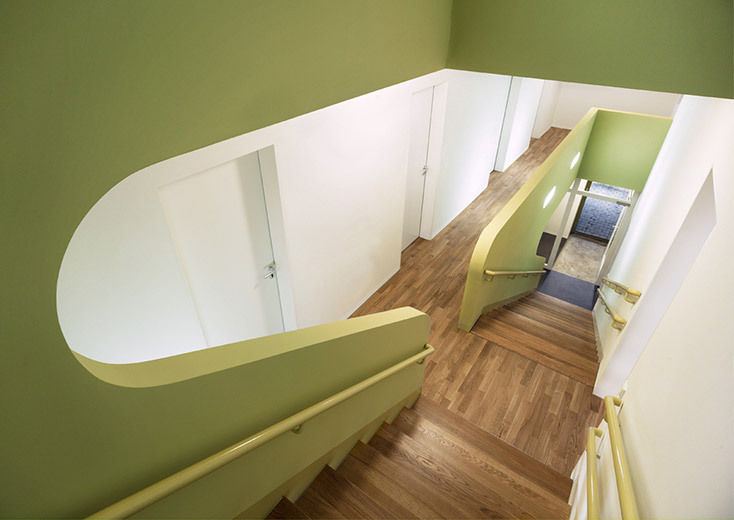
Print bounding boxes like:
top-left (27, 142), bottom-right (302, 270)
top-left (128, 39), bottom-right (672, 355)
top-left (353, 128), bottom-right (603, 476)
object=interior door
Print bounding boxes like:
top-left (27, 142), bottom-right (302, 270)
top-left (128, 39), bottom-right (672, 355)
top-left (158, 151), bottom-right (285, 347)
top-left (402, 86), bottom-right (435, 250)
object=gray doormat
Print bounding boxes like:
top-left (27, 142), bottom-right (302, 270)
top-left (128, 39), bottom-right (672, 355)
top-left (537, 270), bottom-right (598, 310)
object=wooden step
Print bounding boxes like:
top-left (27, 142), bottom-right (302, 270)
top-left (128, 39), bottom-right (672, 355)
top-left (489, 306), bottom-right (597, 360)
top-left (510, 299), bottom-right (596, 343)
top-left (295, 466), bottom-right (396, 519)
top-left (391, 407), bottom-right (571, 519)
top-left (523, 292), bottom-right (593, 324)
top-left (337, 451), bottom-right (441, 519)
top-left (371, 424), bottom-right (529, 518)
top-left (267, 497), bottom-right (311, 519)
top-left (412, 397), bottom-right (573, 501)
top-left (350, 440), bottom-right (476, 518)
top-left (471, 315), bottom-right (598, 386)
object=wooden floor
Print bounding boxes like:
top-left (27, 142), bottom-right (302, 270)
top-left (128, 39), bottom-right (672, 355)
top-left (351, 127), bottom-right (602, 475)
top-left (267, 128), bottom-right (604, 519)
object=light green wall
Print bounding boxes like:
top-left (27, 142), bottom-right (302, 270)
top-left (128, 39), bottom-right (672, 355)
top-left (578, 111), bottom-right (672, 192)
top-left (448, 0), bottom-right (734, 99)
top-left (459, 110), bottom-right (597, 330)
top-left (0, 1), bottom-right (449, 516)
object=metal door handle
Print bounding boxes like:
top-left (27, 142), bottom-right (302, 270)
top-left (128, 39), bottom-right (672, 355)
top-left (264, 262), bottom-right (277, 279)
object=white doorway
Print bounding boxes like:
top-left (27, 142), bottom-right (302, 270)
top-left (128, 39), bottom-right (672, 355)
top-left (402, 86), bottom-right (438, 250)
top-left (158, 150), bottom-right (285, 347)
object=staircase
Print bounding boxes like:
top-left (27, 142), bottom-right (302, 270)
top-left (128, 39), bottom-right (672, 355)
top-left (472, 291), bottom-right (599, 386)
top-left (267, 291), bottom-right (600, 519)
top-left (267, 398), bottom-right (572, 519)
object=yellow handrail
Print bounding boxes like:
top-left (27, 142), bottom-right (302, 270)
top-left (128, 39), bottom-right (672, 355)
top-left (601, 277), bottom-right (642, 304)
top-left (88, 344), bottom-right (435, 519)
top-left (484, 268), bottom-right (546, 281)
top-left (596, 289), bottom-right (627, 330)
top-left (586, 427), bottom-right (603, 520)
top-left (603, 396), bottom-right (640, 520)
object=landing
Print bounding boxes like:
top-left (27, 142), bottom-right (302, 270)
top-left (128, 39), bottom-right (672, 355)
top-left (352, 127), bottom-right (603, 476)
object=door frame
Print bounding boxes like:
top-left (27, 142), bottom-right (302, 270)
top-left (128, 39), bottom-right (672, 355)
top-left (253, 146), bottom-right (298, 332)
top-left (402, 82), bottom-right (448, 249)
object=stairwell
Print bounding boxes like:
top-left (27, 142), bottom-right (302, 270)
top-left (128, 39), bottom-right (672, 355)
top-left (264, 130), bottom-right (602, 518)
top-left (267, 292), bottom-right (598, 519)
top-left (268, 397), bottom-right (572, 519)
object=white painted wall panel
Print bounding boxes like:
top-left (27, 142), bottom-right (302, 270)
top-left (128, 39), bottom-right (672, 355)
top-left (532, 80), bottom-right (560, 138)
top-left (495, 77), bottom-right (544, 171)
top-left (590, 96), bottom-right (734, 518)
top-left (58, 69), bottom-right (514, 363)
top-left (429, 70), bottom-right (511, 236)
top-left (552, 82), bottom-right (681, 129)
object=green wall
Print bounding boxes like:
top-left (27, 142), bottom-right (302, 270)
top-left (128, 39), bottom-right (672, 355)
top-left (448, 0), bottom-right (734, 99)
top-left (578, 111), bottom-right (672, 192)
top-left (0, 1), bottom-right (450, 516)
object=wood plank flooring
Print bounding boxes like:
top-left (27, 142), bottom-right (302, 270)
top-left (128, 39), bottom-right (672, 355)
top-left (351, 127), bottom-right (603, 475)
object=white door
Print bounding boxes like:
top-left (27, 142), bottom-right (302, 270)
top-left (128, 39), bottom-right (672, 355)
top-left (402, 86), bottom-right (435, 250)
top-left (158, 151), bottom-right (284, 347)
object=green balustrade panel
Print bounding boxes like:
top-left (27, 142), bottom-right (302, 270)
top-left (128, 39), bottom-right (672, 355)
top-left (458, 108), bottom-right (671, 331)
top-left (458, 110), bottom-right (597, 331)
top-left (2, 307), bottom-right (430, 517)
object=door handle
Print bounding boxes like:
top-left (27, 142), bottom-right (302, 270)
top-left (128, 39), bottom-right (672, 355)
top-left (264, 262), bottom-right (277, 279)
top-left (421, 166), bottom-right (428, 176)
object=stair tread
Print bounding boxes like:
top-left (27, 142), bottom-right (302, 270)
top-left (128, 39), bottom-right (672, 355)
top-left (472, 315), bottom-right (598, 386)
top-left (523, 292), bottom-right (593, 322)
top-left (296, 480), bottom-right (345, 519)
top-left (350, 440), bottom-right (485, 519)
top-left (338, 452), bottom-right (442, 519)
top-left (267, 498), bottom-right (312, 520)
top-left (510, 299), bottom-right (596, 342)
top-left (297, 466), bottom-right (397, 519)
top-left (372, 424), bottom-right (531, 518)
top-left (390, 407), bottom-right (571, 519)
top-left (412, 398), bottom-right (573, 501)
top-left (491, 306), bottom-right (598, 361)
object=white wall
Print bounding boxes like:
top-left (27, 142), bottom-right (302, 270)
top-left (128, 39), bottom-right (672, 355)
top-left (57, 69), bottom-right (514, 364)
top-left (544, 190), bottom-right (582, 239)
top-left (494, 77), bottom-right (544, 172)
top-left (426, 69), bottom-right (511, 237)
top-left (549, 81), bottom-right (681, 130)
top-left (584, 96), bottom-right (734, 517)
top-left (531, 79), bottom-right (560, 138)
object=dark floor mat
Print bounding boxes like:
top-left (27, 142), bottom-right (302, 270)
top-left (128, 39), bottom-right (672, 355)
top-left (536, 232), bottom-right (566, 262)
top-left (538, 270), bottom-right (598, 310)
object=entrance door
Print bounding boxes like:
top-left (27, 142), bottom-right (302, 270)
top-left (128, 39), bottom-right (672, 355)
top-left (402, 86), bottom-right (435, 250)
top-left (158, 151), bottom-right (285, 347)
